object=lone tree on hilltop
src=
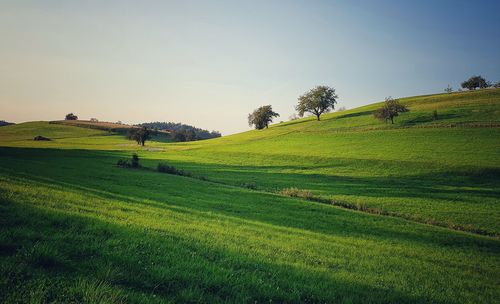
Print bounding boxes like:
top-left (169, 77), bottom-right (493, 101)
top-left (296, 85), bottom-right (338, 121)
top-left (461, 75), bottom-right (490, 90)
top-left (444, 85), bottom-right (453, 93)
top-left (248, 105), bottom-right (280, 130)
top-left (65, 113), bottom-right (78, 120)
top-left (128, 127), bottom-right (151, 146)
top-left (373, 97), bottom-right (409, 124)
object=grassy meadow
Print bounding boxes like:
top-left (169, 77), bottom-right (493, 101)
top-left (0, 89), bottom-right (499, 303)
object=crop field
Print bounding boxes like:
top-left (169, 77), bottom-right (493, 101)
top-left (0, 89), bottom-right (499, 303)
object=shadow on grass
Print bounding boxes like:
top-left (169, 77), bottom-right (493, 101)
top-left (0, 195), bottom-right (449, 303)
top-left (334, 110), bottom-right (374, 120)
top-left (399, 113), bottom-right (460, 126)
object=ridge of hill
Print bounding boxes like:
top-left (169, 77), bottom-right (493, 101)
top-left (52, 120), bottom-right (137, 130)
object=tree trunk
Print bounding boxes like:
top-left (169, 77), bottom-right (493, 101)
top-left (390, 117), bottom-right (394, 124)
top-left (316, 114), bottom-right (320, 121)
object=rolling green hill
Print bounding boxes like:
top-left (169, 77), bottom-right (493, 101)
top-left (0, 89), bottom-right (499, 303)
top-left (145, 89), bottom-right (500, 236)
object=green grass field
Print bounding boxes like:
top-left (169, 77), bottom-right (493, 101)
top-left (0, 89), bottom-right (499, 303)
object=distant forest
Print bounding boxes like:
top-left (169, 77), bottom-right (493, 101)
top-left (138, 122), bottom-right (221, 141)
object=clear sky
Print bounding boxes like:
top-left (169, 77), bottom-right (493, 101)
top-left (1, 0), bottom-right (499, 134)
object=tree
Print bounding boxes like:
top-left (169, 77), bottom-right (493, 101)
top-left (494, 82), bottom-right (500, 88)
top-left (373, 97), bottom-right (409, 124)
top-left (65, 113), bottom-right (78, 120)
top-left (129, 127), bottom-right (151, 146)
top-left (444, 85), bottom-right (453, 93)
top-left (461, 75), bottom-right (490, 90)
top-left (248, 105), bottom-right (280, 130)
top-left (296, 85), bottom-right (338, 121)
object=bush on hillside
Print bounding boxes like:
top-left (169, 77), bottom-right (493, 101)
top-left (131, 153), bottom-right (140, 168)
top-left (278, 187), bottom-right (314, 200)
top-left (116, 159), bottom-right (130, 168)
top-left (241, 182), bottom-right (257, 190)
top-left (157, 163), bottom-right (191, 176)
top-left (34, 135), bottom-right (51, 141)
top-left (117, 153), bottom-right (140, 168)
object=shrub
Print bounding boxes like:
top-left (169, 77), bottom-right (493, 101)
top-left (278, 187), bottom-right (314, 200)
top-left (157, 163), bottom-right (191, 176)
top-left (116, 159), bottom-right (130, 168)
top-left (116, 153), bottom-right (140, 168)
top-left (131, 153), bottom-right (140, 168)
top-left (241, 182), bottom-right (257, 190)
top-left (34, 135), bottom-right (51, 141)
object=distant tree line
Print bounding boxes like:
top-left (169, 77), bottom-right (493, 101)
top-left (137, 122), bottom-right (221, 142)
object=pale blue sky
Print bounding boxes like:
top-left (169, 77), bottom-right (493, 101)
top-left (1, 0), bottom-right (499, 134)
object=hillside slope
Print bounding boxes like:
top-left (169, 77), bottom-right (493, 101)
top-left (0, 89), bottom-right (499, 302)
top-left (149, 89), bottom-right (500, 235)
